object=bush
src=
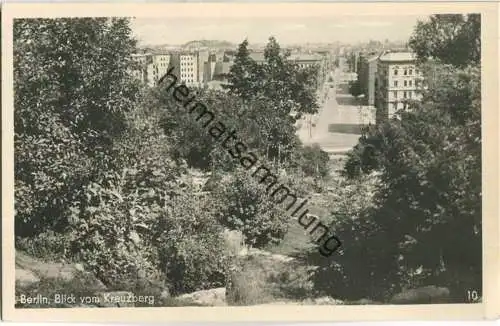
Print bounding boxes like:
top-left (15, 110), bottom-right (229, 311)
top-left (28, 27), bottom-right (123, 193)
top-left (211, 168), bottom-right (291, 248)
top-left (16, 231), bottom-right (71, 262)
top-left (156, 192), bottom-right (228, 295)
top-left (307, 173), bottom-right (388, 301)
top-left (295, 144), bottom-right (330, 180)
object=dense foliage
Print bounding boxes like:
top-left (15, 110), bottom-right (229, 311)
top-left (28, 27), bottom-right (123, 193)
top-left (211, 168), bottom-right (291, 248)
top-left (409, 14), bottom-right (480, 68)
top-left (14, 18), bottom-right (141, 238)
top-left (337, 13), bottom-right (482, 301)
top-left (14, 18), bottom-right (229, 295)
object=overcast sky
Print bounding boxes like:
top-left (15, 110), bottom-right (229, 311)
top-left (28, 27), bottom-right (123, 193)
top-left (130, 15), bottom-right (430, 46)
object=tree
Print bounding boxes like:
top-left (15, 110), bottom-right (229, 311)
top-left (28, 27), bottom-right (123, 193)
top-left (14, 18), bottom-right (141, 238)
top-left (348, 80), bottom-right (363, 99)
top-left (339, 63), bottom-right (481, 300)
top-left (225, 37), bottom-right (320, 121)
top-left (409, 14), bottom-right (480, 67)
top-left (295, 144), bottom-right (330, 179)
top-left (222, 39), bottom-right (258, 102)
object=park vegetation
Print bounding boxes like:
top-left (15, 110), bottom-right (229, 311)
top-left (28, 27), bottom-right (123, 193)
top-left (14, 14), bottom-right (481, 306)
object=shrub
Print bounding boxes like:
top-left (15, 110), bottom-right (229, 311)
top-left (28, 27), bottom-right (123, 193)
top-left (156, 192), bottom-right (228, 295)
top-left (15, 230), bottom-right (71, 262)
top-left (211, 168), bottom-right (291, 248)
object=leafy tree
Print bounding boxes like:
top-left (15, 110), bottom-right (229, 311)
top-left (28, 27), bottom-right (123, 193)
top-left (339, 63), bottom-right (481, 300)
top-left (14, 18), bottom-right (141, 238)
top-left (409, 14), bottom-right (480, 67)
top-left (224, 37), bottom-right (320, 121)
top-left (348, 80), bottom-right (363, 99)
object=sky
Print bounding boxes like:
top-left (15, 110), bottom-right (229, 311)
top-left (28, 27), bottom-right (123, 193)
top-left (130, 15), bottom-right (430, 46)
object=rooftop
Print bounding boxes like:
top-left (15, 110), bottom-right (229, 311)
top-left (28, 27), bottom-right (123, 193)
top-left (289, 54), bottom-right (323, 61)
top-left (379, 51), bottom-right (416, 62)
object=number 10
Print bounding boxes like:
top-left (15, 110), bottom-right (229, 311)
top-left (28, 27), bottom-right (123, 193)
top-left (467, 290), bottom-right (479, 301)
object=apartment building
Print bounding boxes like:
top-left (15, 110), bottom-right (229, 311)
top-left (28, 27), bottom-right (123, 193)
top-left (374, 51), bottom-right (422, 123)
top-left (357, 52), bottom-right (380, 106)
top-left (168, 52), bottom-right (199, 87)
top-left (197, 50), bottom-right (209, 85)
top-left (152, 53), bottom-right (170, 83)
top-left (131, 53), bottom-right (170, 87)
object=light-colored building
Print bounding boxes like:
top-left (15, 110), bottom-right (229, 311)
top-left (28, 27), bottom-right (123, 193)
top-left (131, 53), bottom-right (170, 87)
top-left (152, 53), bottom-right (170, 82)
top-left (169, 52), bottom-right (199, 87)
top-left (374, 51), bottom-right (423, 123)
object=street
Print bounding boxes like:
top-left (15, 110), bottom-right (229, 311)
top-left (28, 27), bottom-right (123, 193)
top-left (298, 69), bottom-right (376, 154)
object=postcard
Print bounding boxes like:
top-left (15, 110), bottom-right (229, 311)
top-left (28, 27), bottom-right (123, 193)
top-left (2, 1), bottom-right (499, 322)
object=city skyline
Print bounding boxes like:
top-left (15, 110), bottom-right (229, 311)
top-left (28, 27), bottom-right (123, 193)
top-left (131, 15), bottom-right (429, 47)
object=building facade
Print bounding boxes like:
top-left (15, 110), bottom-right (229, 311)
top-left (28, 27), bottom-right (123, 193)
top-left (168, 52), bottom-right (200, 87)
top-left (131, 53), bottom-right (170, 87)
top-left (374, 51), bottom-right (422, 123)
top-left (357, 52), bottom-right (380, 106)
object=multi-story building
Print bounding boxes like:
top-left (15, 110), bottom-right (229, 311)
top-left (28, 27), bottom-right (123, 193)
top-left (203, 53), bottom-right (218, 84)
top-left (197, 50), bottom-right (209, 85)
top-left (152, 53), bottom-right (170, 83)
top-left (357, 52), bottom-right (380, 106)
top-left (374, 51), bottom-right (423, 123)
top-left (168, 52), bottom-right (199, 87)
top-left (131, 53), bottom-right (170, 87)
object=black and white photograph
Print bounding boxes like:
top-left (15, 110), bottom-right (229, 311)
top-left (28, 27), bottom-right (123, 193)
top-left (2, 2), bottom-right (498, 323)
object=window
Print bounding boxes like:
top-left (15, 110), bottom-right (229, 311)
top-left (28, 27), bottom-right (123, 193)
top-left (409, 69), bottom-right (413, 75)
top-left (394, 80), bottom-right (398, 87)
top-left (394, 69), bottom-right (398, 75)
top-left (403, 91), bottom-right (407, 98)
top-left (393, 102), bottom-right (397, 110)
top-left (404, 69), bottom-right (408, 75)
top-left (415, 80), bottom-right (420, 87)
top-left (404, 80), bottom-right (407, 87)
top-left (393, 91), bottom-right (397, 98)
top-left (409, 91), bottom-right (412, 99)
top-left (409, 80), bottom-right (412, 87)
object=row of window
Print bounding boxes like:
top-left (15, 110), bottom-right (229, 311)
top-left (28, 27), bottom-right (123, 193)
top-left (181, 68), bottom-right (195, 72)
top-left (393, 79), bottom-right (419, 87)
top-left (394, 68), bottom-right (419, 76)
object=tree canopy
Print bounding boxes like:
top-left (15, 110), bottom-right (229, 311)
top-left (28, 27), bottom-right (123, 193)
top-left (409, 14), bottom-right (480, 67)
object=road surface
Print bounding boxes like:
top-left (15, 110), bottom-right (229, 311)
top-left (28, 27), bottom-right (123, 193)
top-left (298, 70), bottom-right (376, 154)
